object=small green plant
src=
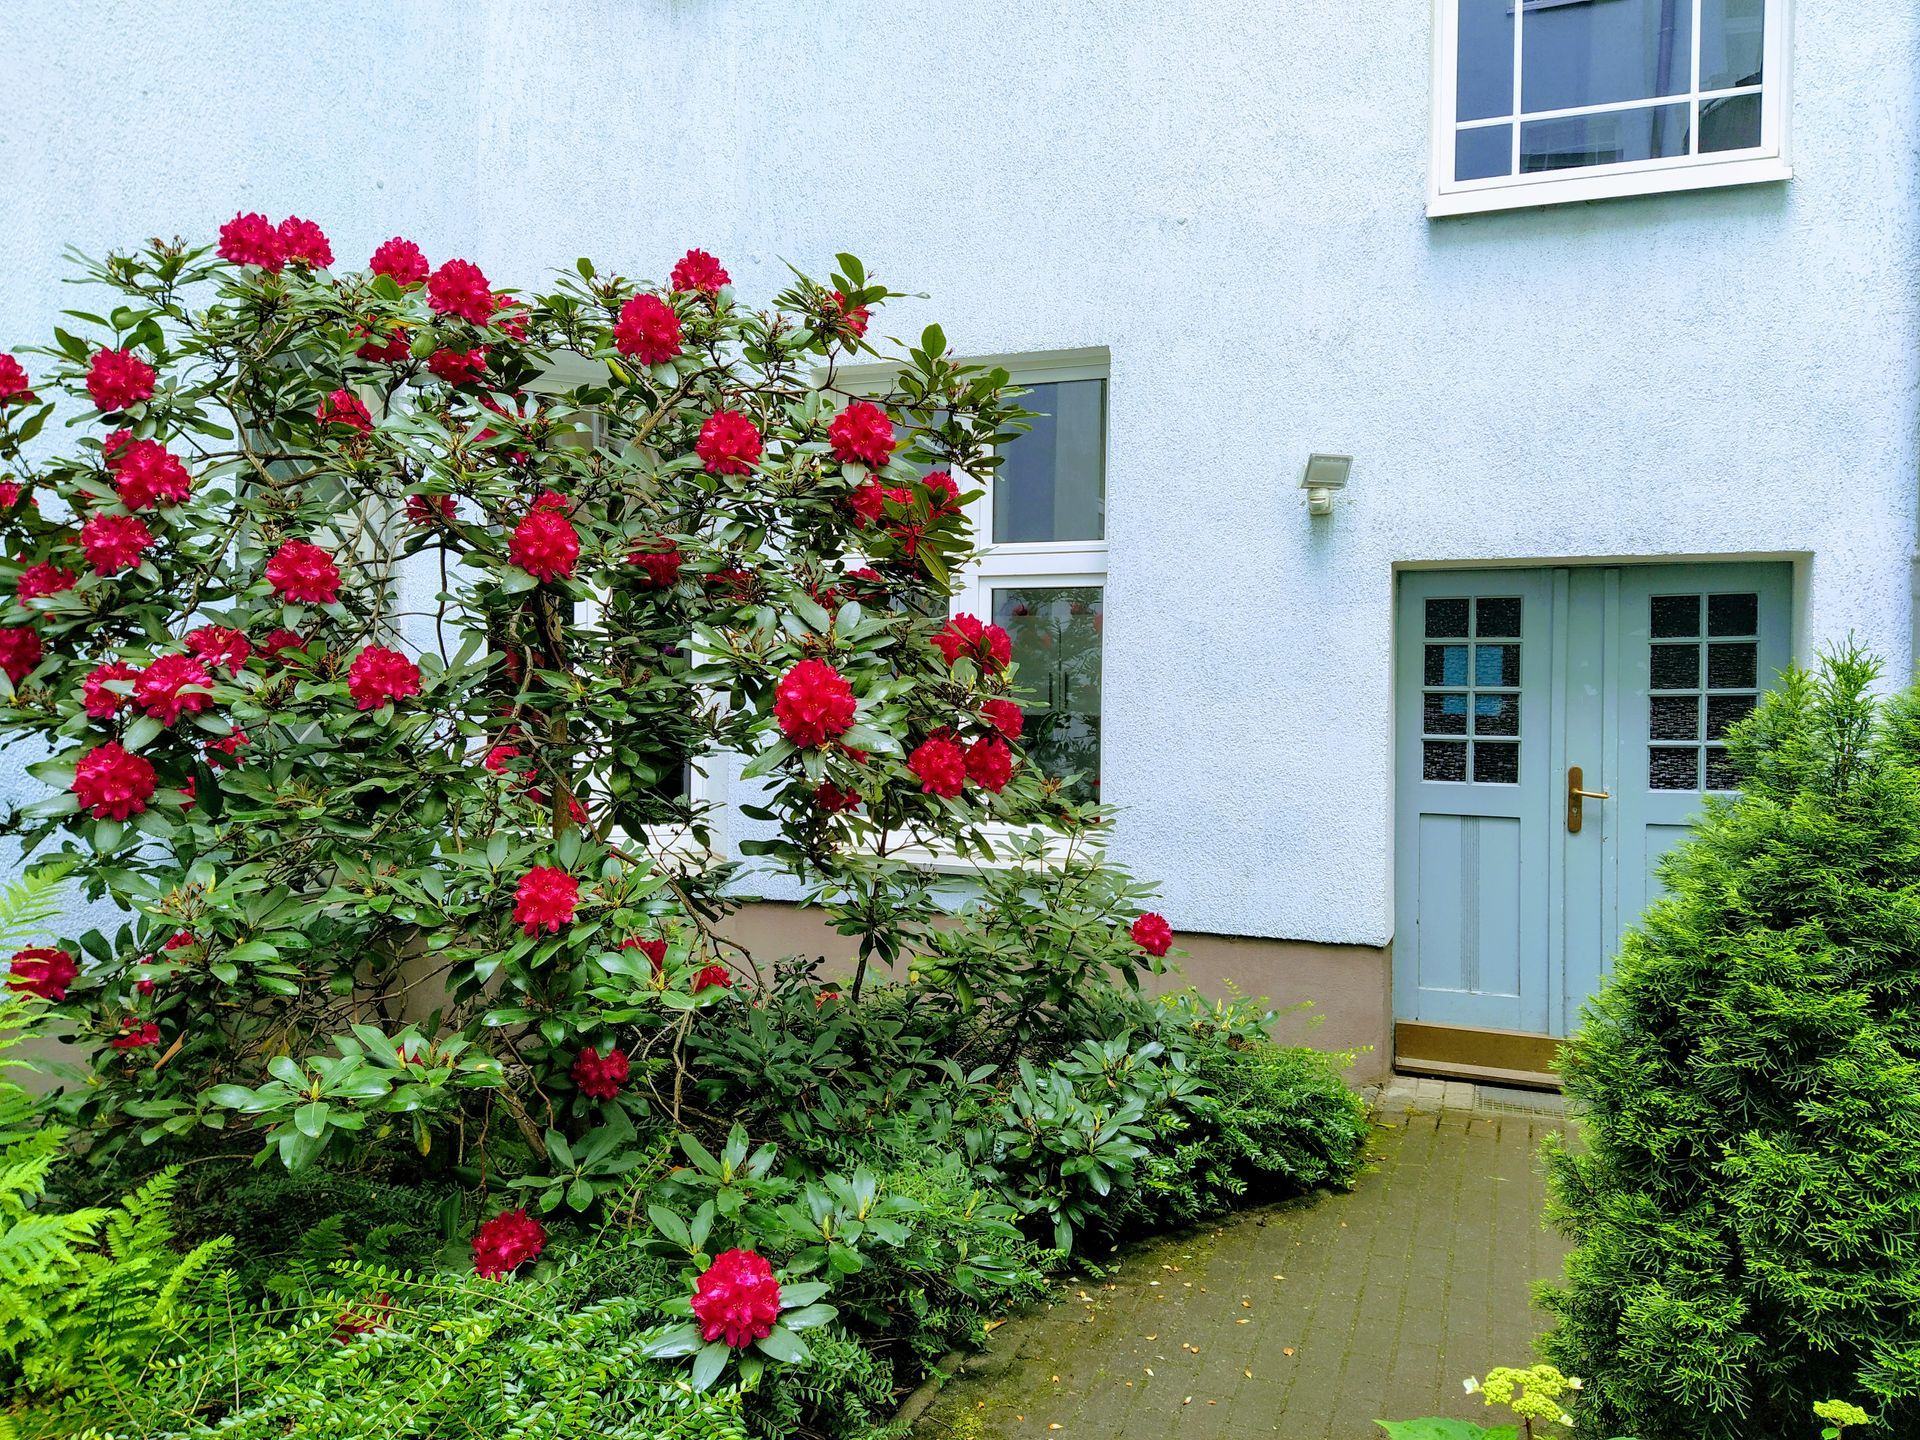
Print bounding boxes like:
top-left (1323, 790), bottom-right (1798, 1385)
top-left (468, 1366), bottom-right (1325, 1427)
top-left (1376, 1363), bottom-right (1583, 1440)
top-left (1816, 1398), bottom-right (1874, 1437)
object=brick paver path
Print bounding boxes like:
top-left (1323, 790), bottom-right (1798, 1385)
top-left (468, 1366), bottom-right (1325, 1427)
top-left (911, 1087), bottom-right (1572, 1440)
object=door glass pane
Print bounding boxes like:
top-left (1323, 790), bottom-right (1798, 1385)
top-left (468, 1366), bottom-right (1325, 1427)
top-left (992, 380), bottom-right (1105, 544)
top-left (992, 585), bottom-right (1101, 804)
top-left (1650, 695), bottom-right (1699, 741)
top-left (1650, 644), bottom-right (1700, 689)
top-left (1474, 644), bottom-right (1520, 687)
top-left (1424, 740), bottom-right (1468, 782)
top-left (1707, 642), bottom-right (1757, 689)
top-left (1701, 0), bottom-right (1765, 89)
top-left (1425, 692), bottom-right (1470, 735)
top-left (1706, 693), bottom-right (1755, 740)
top-left (1651, 594), bottom-right (1700, 637)
top-left (1474, 742), bottom-right (1519, 785)
top-left (1427, 644), bottom-right (1470, 686)
top-left (1705, 747), bottom-right (1740, 791)
top-left (1456, 0), bottom-right (1514, 121)
top-left (1700, 93), bottom-right (1762, 152)
top-left (1706, 592), bottom-right (1758, 636)
top-left (1455, 125), bottom-right (1514, 181)
top-left (1649, 747), bottom-right (1701, 790)
top-left (1426, 597), bottom-right (1470, 638)
top-left (1473, 694), bottom-right (1519, 736)
top-left (1521, 0), bottom-right (1693, 112)
top-left (1521, 103), bottom-right (1690, 173)
top-left (1475, 596), bottom-right (1522, 637)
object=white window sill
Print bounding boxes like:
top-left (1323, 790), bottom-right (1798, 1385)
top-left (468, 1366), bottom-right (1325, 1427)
top-left (1429, 156), bottom-right (1791, 218)
top-left (878, 824), bottom-right (1099, 876)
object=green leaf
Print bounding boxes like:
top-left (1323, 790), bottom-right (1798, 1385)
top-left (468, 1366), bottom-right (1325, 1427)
top-left (293, 1101), bottom-right (331, 1138)
top-left (779, 1303), bottom-right (836, 1330)
top-left (753, 1325), bottom-right (809, 1363)
top-left (1373, 1422), bottom-right (1507, 1440)
top-left (690, 1340), bottom-right (730, 1392)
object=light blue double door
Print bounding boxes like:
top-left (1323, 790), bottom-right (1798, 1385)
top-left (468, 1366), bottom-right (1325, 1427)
top-left (1394, 564), bottom-right (1792, 1039)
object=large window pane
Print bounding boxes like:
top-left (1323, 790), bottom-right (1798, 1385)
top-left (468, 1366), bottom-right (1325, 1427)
top-left (993, 380), bottom-right (1105, 544)
top-left (1456, 0), bottom-right (1514, 121)
top-left (1700, 92), bottom-right (1762, 152)
top-left (1521, 0), bottom-right (1692, 113)
top-left (992, 584), bottom-right (1101, 804)
top-left (1521, 102), bottom-right (1690, 173)
top-left (1701, 0), bottom-right (1765, 89)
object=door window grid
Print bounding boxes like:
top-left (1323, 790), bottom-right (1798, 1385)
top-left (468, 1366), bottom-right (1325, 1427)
top-left (1647, 591), bottom-right (1759, 792)
top-left (1421, 595), bottom-right (1522, 784)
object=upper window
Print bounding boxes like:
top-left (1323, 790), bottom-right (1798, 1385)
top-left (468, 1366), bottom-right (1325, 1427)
top-left (1431, 0), bottom-right (1790, 217)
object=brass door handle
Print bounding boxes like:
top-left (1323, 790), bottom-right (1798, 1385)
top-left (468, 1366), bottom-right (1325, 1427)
top-left (1567, 766), bottom-right (1608, 834)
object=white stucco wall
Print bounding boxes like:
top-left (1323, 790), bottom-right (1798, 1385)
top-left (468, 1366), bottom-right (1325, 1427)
top-left (1, 0), bottom-right (1915, 949)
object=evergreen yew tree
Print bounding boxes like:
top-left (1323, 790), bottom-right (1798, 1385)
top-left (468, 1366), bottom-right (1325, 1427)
top-left (1543, 647), bottom-right (1920, 1440)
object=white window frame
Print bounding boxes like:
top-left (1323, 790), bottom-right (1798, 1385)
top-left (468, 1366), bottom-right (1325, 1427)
top-left (825, 347), bottom-right (1110, 873)
top-left (1428, 0), bottom-right (1792, 218)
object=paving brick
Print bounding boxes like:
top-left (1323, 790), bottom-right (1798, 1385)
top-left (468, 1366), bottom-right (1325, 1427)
top-left (912, 1109), bottom-right (1575, 1440)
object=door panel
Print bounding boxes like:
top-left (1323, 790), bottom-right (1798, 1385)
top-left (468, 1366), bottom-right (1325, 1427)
top-left (1396, 561), bottom-right (1793, 1049)
top-left (1395, 570), bottom-right (1554, 1033)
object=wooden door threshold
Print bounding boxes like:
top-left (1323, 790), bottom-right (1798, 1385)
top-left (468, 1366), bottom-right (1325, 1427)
top-left (1395, 1020), bottom-right (1562, 1092)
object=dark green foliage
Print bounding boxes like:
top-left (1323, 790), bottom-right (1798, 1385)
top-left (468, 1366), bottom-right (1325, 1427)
top-left (1542, 647), bottom-right (1920, 1440)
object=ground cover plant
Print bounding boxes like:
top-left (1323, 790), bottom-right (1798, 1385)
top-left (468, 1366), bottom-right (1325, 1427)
top-left (1544, 648), bottom-right (1920, 1440)
top-left (0, 220), bottom-right (1367, 1437)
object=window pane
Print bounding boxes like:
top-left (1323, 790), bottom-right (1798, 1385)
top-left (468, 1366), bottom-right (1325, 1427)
top-left (1456, 0), bottom-right (1514, 121)
top-left (1424, 740), bottom-right (1468, 782)
top-left (1651, 594), bottom-right (1700, 638)
top-left (1521, 103), bottom-right (1690, 173)
top-left (1700, 92), bottom-right (1763, 153)
top-left (1707, 642), bottom-right (1757, 690)
top-left (1473, 742), bottom-right (1519, 785)
top-left (1474, 643), bottom-right (1520, 687)
top-left (1425, 692), bottom-right (1470, 735)
top-left (1473, 693), bottom-right (1519, 736)
top-left (992, 585), bottom-right (1101, 803)
top-left (1701, 0), bottom-right (1765, 89)
top-left (993, 380), bottom-right (1105, 544)
top-left (1426, 644), bottom-right (1470, 687)
top-left (1456, 124), bottom-right (1514, 181)
top-left (1426, 597), bottom-right (1470, 638)
top-left (1649, 746), bottom-right (1701, 790)
top-left (1706, 592), bottom-right (1758, 637)
top-left (1521, 0), bottom-right (1692, 113)
top-left (1650, 694), bottom-right (1700, 741)
top-left (1651, 644), bottom-right (1700, 689)
top-left (1475, 596), bottom-right (1522, 637)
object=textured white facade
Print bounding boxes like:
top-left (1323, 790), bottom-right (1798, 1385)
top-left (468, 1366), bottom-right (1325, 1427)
top-left (1, 1), bottom-right (1915, 950)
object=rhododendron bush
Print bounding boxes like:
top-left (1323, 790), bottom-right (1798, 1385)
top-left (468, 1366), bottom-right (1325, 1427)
top-left (0, 223), bottom-right (1073, 1170)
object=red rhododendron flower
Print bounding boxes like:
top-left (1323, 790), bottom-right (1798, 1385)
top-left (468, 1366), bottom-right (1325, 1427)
top-left (483, 743), bottom-right (522, 775)
top-left (695, 410), bottom-right (762, 476)
top-left (347, 646), bottom-right (421, 711)
top-left (369, 236), bottom-right (429, 284)
top-left (932, 613), bottom-right (1012, 671)
top-left (0, 483), bottom-right (25, 509)
top-left (85, 348), bottom-right (155, 413)
top-left (0, 354), bottom-right (35, 406)
top-left (613, 294), bottom-right (682, 364)
top-left (205, 729), bottom-right (250, 768)
top-left (427, 258), bottom-right (494, 323)
top-left (1131, 912), bottom-right (1174, 957)
top-left (185, 625), bottom-right (252, 674)
top-left (472, 1208), bottom-right (546, 1279)
top-left (980, 698), bottom-right (1025, 740)
top-left (315, 388), bottom-right (372, 432)
top-left (428, 346), bottom-right (488, 386)
top-left (217, 211), bottom-right (283, 271)
top-left (922, 470), bottom-right (961, 513)
top-left (259, 628), bottom-right (309, 663)
top-left (406, 493), bottom-right (456, 525)
top-left (164, 930), bottom-right (196, 952)
top-left (0, 626), bottom-right (42, 685)
top-left (109, 438), bottom-right (192, 510)
top-left (670, 248), bottom-right (730, 296)
top-left (814, 781), bottom-right (861, 814)
top-left (513, 866), bottom-right (579, 935)
top-left (831, 289), bottom-right (869, 338)
top-left (692, 963), bottom-right (732, 993)
top-left (491, 293), bottom-right (530, 340)
top-left (7, 948), bottom-right (76, 1001)
top-left (909, 734), bottom-right (968, 798)
top-left (846, 566), bottom-right (884, 586)
top-left (774, 660), bottom-right (857, 748)
top-left (965, 735), bottom-right (1014, 793)
top-left (108, 1018), bottom-right (160, 1050)
top-left (71, 741), bottom-right (157, 819)
top-left (509, 507), bottom-right (579, 583)
top-left (627, 543), bottom-right (683, 588)
top-left (355, 322), bottom-right (412, 363)
top-left (691, 1248), bottom-right (782, 1348)
top-left (134, 975), bottom-right (156, 996)
top-left (82, 660), bottom-right (140, 719)
top-left (846, 478), bottom-right (909, 527)
top-left (133, 653), bottom-right (215, 726)
top-left (79, 512), bottom-right (155, 575)
top-left (266, 540), bottom-right (341, 604)
top-left (276, 215), bottom-right (333, 268)
top-left (571, 1046), bottom-right (629, 1099)
top-left (828, 401), bottom-right (895, 469)
top-left (17, 563), bottom-right (76, 602)
top-left (621, 936), bottom-right (668, 972)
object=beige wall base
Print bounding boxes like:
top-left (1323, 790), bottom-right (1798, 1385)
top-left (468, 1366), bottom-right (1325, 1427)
top-left (715, 901), bottom-right (1392, 1084)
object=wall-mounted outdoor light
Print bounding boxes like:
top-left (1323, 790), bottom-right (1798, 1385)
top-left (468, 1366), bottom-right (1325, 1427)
top-left (1299, 453), bottom-right (1351, 516)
